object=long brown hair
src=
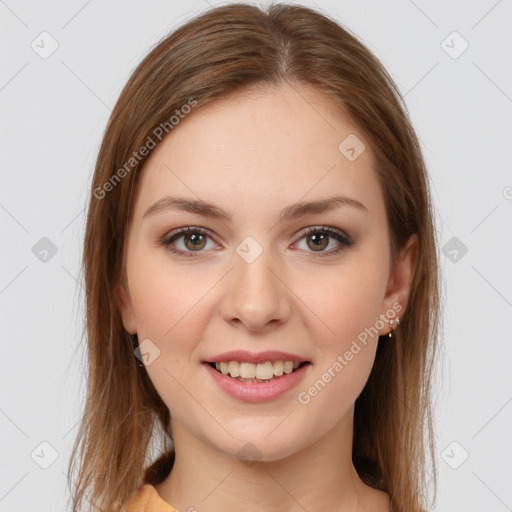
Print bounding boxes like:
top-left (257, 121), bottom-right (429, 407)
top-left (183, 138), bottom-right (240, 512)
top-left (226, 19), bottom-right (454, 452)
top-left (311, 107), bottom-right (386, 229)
top-left (69, 3), bottom-right (442, 511)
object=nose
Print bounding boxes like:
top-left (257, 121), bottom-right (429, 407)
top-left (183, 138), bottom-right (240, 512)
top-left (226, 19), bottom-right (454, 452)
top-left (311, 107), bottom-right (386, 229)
top-left (220, 244), bottom-right (291, 332)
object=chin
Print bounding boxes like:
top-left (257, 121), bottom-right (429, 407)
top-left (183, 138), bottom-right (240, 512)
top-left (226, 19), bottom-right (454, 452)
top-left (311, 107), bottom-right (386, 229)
top-left (230, 440), bottom-right (300, 464)
top-left (209, 424), bottom-right (309, 464)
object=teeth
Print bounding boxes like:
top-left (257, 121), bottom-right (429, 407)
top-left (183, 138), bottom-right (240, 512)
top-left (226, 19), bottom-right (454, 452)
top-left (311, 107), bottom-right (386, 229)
top-left (273, 360), bottom-right (284, 376)
top-left (256, 361), bottom-right (273, 380)
top-left (240, 362), bottom-right (256, 379)
top-left (213, 360), bottom-right (304, 379)
top-left (228, 361), bottom-right (240, 377)
top-left (283, 361), bottom-right (294, 374)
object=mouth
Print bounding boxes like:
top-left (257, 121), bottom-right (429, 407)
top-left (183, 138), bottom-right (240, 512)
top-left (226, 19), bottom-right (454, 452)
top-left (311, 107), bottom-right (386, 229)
top-left (205, 360), bottom-right (312, 384)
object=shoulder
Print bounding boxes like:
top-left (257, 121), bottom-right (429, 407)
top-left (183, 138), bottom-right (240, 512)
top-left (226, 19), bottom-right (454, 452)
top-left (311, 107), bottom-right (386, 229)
top-left (125, 484), bottom-right (179, 512)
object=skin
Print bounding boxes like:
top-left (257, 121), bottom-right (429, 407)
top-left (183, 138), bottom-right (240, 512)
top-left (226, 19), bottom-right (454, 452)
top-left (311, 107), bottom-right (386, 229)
top-left (118, 82), bottom-right (418, 512)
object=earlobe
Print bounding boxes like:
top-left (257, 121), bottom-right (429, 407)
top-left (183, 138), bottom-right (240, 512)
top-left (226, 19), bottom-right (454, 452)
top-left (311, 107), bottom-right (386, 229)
top-left (116, 281), bottom-right (137, 334)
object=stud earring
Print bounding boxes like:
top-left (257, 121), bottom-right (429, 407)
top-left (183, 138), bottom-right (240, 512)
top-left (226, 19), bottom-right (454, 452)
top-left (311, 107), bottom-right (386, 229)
top-left (388, 317), bottom-right (400, 338)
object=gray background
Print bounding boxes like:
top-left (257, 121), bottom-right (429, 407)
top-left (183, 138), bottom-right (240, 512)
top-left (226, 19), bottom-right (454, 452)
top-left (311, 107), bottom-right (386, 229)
top-left (1, 0), bottom-right (511, 510)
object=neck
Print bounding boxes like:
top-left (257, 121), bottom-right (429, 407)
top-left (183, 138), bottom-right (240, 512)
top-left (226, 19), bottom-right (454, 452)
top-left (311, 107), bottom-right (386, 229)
top-left (154, 410), bottom-right (383, 512)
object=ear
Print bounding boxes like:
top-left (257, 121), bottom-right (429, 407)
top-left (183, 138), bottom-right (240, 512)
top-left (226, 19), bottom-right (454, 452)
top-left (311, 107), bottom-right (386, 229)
top-left (116, 279), bottom-right (137, 335)
top-left (378, 233), bottom-right (419, 336)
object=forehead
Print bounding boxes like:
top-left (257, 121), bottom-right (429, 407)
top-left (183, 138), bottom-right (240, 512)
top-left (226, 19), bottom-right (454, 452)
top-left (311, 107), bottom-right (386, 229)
top-left (133, 83), bottom-right (385, 221)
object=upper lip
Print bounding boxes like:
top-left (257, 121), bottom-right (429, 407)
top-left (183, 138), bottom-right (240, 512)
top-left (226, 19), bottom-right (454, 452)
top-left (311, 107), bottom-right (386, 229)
top-left (204, 350), bottom-right (310, 365)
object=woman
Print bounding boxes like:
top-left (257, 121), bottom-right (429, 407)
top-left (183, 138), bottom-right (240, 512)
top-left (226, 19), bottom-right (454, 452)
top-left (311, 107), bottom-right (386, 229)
top-left (69, 3), bottom-right (441, 511)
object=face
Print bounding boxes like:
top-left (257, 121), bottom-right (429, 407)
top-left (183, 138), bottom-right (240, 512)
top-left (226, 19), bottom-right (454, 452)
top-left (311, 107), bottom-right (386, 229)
top-left (118, 82), bottom-right (417, 461)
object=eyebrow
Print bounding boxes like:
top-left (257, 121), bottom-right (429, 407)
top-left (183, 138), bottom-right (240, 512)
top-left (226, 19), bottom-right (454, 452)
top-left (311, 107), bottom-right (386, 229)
top-left (143, 194), bottom-right (368, 221)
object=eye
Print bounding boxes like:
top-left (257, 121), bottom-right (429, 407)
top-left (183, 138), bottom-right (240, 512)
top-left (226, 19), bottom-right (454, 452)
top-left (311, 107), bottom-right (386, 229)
top-left (161, 227), bottom-right (218, 257)
top-left (294, 226), bottom-right (353, 256)
top-left (160, 225), bottom-right (353, 258)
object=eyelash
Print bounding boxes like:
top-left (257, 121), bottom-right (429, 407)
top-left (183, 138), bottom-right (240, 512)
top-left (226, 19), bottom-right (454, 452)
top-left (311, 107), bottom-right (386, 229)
top-left (160, 225), bottom-right (353, 258)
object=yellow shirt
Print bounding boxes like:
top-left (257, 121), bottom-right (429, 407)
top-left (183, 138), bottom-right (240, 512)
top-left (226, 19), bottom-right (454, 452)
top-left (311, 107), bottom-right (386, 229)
top-left (126, 484), bottom-right (179, 512)
top-left (127, 483), bottom-right (393, 511)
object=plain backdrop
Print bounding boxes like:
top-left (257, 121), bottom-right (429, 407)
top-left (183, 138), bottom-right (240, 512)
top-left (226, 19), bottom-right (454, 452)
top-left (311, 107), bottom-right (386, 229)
top-left (1, 1), bottom-right (511, 511)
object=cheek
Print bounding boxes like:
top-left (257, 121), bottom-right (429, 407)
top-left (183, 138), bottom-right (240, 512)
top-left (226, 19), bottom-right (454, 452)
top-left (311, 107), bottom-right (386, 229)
top-left (127, 255), bottom-right (220, 415)
top-left (292, 253), bottom-right (388, 348)
top-left (295, 343), bottom-right (377, 437)
top-left (126, 253), bottom-right (226, 419)
top-left (128, 246), bottom-right (219, 345)
top-left (291, 256), bottom-right (386, 416)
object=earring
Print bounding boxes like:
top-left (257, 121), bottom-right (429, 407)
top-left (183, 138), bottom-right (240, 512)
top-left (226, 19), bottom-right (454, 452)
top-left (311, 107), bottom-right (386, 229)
top-left (388, 317), bottom-right (400, 338)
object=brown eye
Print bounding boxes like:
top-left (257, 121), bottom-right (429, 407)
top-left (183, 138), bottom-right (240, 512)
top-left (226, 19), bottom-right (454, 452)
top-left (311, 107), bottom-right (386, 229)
top-left (306, 232), bottom-right (329, 251)
top-left (161, 227), bottom-right (216, 257)
top-left (295, 226), bottom-right (353, 256)
top-left (183, 232), bottom-right (207, 251)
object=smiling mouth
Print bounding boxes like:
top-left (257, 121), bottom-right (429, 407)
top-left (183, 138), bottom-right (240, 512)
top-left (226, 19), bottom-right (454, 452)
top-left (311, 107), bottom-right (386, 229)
top-left (206, 360), bottom-right (311, 383)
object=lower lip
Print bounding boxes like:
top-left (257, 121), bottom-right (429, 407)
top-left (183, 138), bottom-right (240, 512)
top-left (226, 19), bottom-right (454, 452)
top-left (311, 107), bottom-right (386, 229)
top-left (203, 362), bottom-right (311, 403)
